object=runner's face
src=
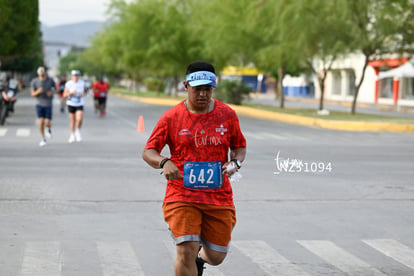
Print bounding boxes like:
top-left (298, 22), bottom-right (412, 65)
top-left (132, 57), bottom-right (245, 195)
top-left (186, 83), bottom-right (213, 111)
top-left (37, 68), bottom-right (46, 78)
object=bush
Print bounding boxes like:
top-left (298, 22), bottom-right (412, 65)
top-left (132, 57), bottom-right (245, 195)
top-left (144, 78), bottom-right (166, 92)
top-left (214, 80), bottom-right (250, 105)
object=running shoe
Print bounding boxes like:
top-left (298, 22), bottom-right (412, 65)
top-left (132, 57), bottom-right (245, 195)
top-left (45, 128), bottom-right (52, 139)
top-left (39, 139), bottom-right (47, 147)
top-left (68, 134), bottom-right (76, 143)
top-left (196, 245), bottom-right (205, 276)
top-left (75, 130), bottom-right (82, 142)
top-left (196, 257), bottom-right (205, 276)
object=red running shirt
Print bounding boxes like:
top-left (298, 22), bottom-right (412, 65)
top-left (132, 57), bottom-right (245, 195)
top-left (92, 81), bottom-right (110, 98)
top-left (145, 99), bottom-right (246, 206)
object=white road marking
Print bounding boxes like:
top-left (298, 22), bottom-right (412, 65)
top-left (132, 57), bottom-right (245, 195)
top-left (232, 240), bottom-right (311, 276)
top-left (16, 128), bottom-right (31, 137)
top-left (20, 241), bottom-right (62, 276)
top-left (363, 239), bottom-right (414, 269)
top-left (0, 128), bottom-right (7, 136)
top-left (298, 240), bottom-right (388, 276)
top-left (97, 241), bottom-right (145, 276)
top-left (243, 131), bottom-right (288, 140)
top-left (107, 110), bottom-right (137, 129)
top-left (243, 131), bottom-right (308, 141)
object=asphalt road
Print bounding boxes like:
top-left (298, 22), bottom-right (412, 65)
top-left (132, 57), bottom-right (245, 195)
top-left (0, 92), bottom-right (413, 276)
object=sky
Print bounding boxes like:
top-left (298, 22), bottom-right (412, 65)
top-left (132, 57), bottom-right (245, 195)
top-left (39, 0), bottom-right (111, 26)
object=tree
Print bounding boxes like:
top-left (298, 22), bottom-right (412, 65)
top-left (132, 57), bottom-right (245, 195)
top-left (296, 0), bottom-right (351, 111)
top-left (250, 0), bottom-right (306, 108)
top-left (80, 0), bottom-right (203, 93)
top-left (0, 0), bottom-right (41, 71)
top-left (346, 0), bottom-right (414, 114)
top-left (192, 0), bottom-right (262, 70)
top-left (58, 49), bottom-right (87, 76)
top-left (193, 0), bottom-right (296, 106)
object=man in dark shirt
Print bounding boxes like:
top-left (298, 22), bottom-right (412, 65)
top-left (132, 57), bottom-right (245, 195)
top-left (30, 66), bottom-right (56, 147)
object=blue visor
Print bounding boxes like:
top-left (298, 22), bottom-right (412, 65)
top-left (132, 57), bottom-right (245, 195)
top-left (186, 71), bottom-right (217, 88)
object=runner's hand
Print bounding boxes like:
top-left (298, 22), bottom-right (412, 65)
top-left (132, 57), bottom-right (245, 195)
top-left (223, 162), bottom-right (238, 176)
top-left (162, 160), bottom-right (183, 181)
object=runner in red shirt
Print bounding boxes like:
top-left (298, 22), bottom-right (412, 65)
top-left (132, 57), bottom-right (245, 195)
top-left (91, 77), bottom-right (110, 117)
top-left (143, 61), bottom-right (246, 276)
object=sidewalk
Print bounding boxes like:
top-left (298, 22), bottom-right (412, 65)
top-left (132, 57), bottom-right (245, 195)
top-left (248, 93), bottom-right (414, 118)
top-left (116, 93), bottom-right (414, 133)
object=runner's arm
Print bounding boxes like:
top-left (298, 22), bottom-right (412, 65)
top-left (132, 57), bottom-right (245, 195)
top-left (31, 86), bottom-right (43, 97)
top-left (142, 148), bottom-right (169, 169)
top-left (63, 86), bottom-right (71, 98)
top-left (46, 82), bottom-right (56, 97)
top-left (142, 148), bottom-right (183, 180)
top-left (230, 147), bottom-right (246, 164)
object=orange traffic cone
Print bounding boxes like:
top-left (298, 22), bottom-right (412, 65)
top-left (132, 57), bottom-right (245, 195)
top-left (137, 115), bottom-right (145, 132)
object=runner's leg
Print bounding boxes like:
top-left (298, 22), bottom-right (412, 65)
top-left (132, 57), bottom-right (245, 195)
top-left (199, 247), bottom-right (227, 266)
top-left (38, 117), bottom-right (45, 138)
top-left (75, 110), bottom-right (83, 129)
top-left (175, 241), bottom-right (200, 276)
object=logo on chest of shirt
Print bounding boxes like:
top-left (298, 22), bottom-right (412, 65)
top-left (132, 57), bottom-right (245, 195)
top-left (194, 128), bottom-right (223, 148)
top-left (215, 124), bottom-right (228, 135)
top-left (179, 129), bottom-right (192, 136)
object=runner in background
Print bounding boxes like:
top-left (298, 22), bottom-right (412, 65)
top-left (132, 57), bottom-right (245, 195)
top-left (63, 70), bottom-right (86, 143)
top-left (30, 66), bottom-right (56, 146)
top-left (92, 77), bottom-right (110, 117)
top-left (56, 75), bottom-right (67, 113)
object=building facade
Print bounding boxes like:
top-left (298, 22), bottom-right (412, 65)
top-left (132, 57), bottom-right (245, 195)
top-left (312, 54), bottom-right (414, 107)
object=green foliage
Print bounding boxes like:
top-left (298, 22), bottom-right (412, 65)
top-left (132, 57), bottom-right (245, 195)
top-left (79, 0), bottom-right (203, 80)
top-left (214, 80), bottom-right (250, 105)
top-left (58, 0), bottom-right (414, 114)
top-left (191, 0), bottom-right (260, 70)
top-left (144, 78), bottom-right (166, 92)
top-left (342, 0), bottom-right (414, 113)
top-left (58, 51), bottom-right (85, 76)
top-left (0, 0), bottom-right (42, 72)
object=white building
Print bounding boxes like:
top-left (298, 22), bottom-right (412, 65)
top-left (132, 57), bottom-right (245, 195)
top-left (281, 54), bottom-right (414, 108)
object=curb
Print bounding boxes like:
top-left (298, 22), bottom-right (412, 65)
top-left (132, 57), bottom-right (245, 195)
top-left (116, 94), bottom-right (414, 133)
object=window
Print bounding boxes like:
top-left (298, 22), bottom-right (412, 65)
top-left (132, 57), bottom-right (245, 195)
top-left (331, 70), bottom-right (341, 95)
top-left (401, 78), bottom-right (414, 99)
top-left (378, 78), bottom-right (393, 98)
top-left (345, 70), bottom-right (356, 96)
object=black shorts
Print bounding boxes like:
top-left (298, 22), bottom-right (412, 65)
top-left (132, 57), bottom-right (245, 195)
top-left (67, 105), bottom-right (84, 113)
top-left (94, 97), bottom-right (107, 105)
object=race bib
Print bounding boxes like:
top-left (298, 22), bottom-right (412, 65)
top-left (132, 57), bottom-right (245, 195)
top-left (183, 161), bottom-right (223, 189)
top-left (100, 92), bottom-right (106, 97)
top-left (70, 96), bottom-right (81, 103)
